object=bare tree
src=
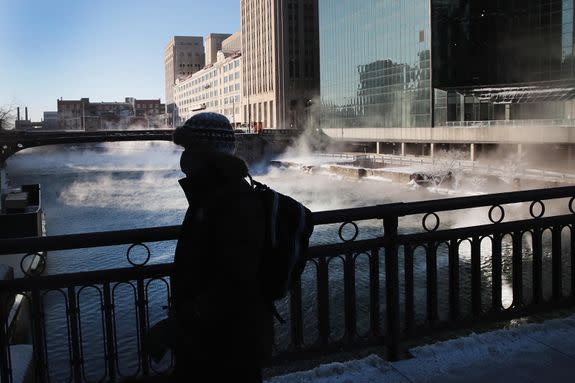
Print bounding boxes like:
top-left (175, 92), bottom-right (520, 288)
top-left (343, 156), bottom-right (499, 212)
top-left (0, 104), bottom-right (16, 130)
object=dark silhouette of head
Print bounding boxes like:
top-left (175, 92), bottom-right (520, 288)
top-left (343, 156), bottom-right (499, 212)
top-left (173, 112), bottom-right (236, 155)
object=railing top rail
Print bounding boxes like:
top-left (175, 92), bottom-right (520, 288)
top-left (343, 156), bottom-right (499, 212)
top-left (0, 225), bottom-right (181, 255)
top-left (314, 185), bottom-right (575, 224)
top-left (1, 186), bottom-right (574, 256)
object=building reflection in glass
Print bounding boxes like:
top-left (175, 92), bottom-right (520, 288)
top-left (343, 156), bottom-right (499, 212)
top-left (319, 0), bottom-right (432, 130)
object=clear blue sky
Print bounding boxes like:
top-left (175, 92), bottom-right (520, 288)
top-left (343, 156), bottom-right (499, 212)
top-left (0, 0), bottom-right (240, 121)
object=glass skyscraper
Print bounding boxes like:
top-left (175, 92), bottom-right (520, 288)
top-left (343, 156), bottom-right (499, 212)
top-left (319, 0), bottom-right (575, 130)
top-left (319, 0), bottom-right (432, 129)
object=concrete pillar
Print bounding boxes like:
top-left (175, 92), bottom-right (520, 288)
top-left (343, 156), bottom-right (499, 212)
top-left (517, 144), bottom-right (523, 158)
top-left (470, 143), bottom-right (476, 162)
top-left (376, 142), bottom-right (382, 155)
top-left (505, 104), bottom-right (511, 121)
top-left (401, 142), bottom-right (406, 156)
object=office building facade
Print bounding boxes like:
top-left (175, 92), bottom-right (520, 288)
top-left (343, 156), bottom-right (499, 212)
top-left (205, 33), bottom-right (233, 66)
top-left (164, 36), bottom-right (205, 126)
top-left (57, 98), bottom-right (165, 130)
top-left (241, 0), bottom-right (320, 129)
top-left (319, 0), bottom-right (575, 131)
top-left (173, 52), bottom-right (242, 126)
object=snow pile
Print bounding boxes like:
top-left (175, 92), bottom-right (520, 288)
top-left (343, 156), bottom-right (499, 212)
top-left (266, 354), bottom-right (403, 383)
top-left (266, 314), bottom-right (575, 383)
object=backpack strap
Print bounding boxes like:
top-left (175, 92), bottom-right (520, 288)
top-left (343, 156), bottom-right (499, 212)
top-left (269, 190), bottom-right (280, 248)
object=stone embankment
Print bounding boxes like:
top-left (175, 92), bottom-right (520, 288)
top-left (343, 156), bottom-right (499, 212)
top-left (272, 154), bottom-right (575, 191)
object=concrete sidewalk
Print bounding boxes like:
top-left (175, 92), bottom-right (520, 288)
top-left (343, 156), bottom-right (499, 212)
top-left (267, 314), bottom-right (575, 383)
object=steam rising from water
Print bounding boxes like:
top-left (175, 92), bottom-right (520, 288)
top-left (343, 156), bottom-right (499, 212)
top-left (8, 141), bottom-right (437, 218)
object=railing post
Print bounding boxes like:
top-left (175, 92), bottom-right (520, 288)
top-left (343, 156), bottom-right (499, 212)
top-left (289, 277), bottom-right (304, 351)
top-left (136, 278), bottom-right (150, 377)
top-left (343, 253), bottom-right (356, 343)
top-left (552, 226), bottom-right (563, 301)
top-left (404, 245), bottom-right (415, 335)
top-left (571, 226), bottom-right (575, 299)
top-left (532, 228), bottom-right (543, 304)
top-left (317, 256), bottom-right (330, 347)
top-left (0, 294), bottom-right (11, 383)
top-left (512, 232), bottom-right (523, 307)
top-left (102, 283), bottom-right (116, 381)
top-left (30, 288), bottom-right (48, 383)
top-left (448, 240), bottom-right (460, 320)
top-left (67, 287), bottom-right (83, 383)
top-left (471, 236), bottom-right (482, 317)
top-left (491, 234), bottom-right (502, 311)
top-left (369, 248), bottom-right (380, 338)
top-left (384, 215), bottom-right (400, 361)
top-left (426, 242), bottom-right (438, 324)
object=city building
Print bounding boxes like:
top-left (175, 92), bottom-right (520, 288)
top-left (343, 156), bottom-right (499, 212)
top-left (241, 0), bottom-right (320, 129)
top-left (319, 0), bottom-right (575, 155)
top-left (433, 0), bottom-right (575, 123)
top-left (205, 33), bottom-right (233, 66)
top-left (57, 98), bottom-right (165, 130)
top-left (164, 36), bottom-right (205, 126)
top-left (173, 51), bottom-right (242, 126)
top-left (42, 112), bottom-right (59, 130)
top-left (222, 31), bottom-right (242, 54)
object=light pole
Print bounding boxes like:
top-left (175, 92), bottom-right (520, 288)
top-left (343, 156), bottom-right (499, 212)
top-left (247, 90), bottom-right (251, 133)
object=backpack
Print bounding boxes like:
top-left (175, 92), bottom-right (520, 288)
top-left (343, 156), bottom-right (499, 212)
top-left (248, 175), bottom-right (314, 323)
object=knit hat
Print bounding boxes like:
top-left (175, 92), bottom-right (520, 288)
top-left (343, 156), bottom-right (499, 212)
top-left (173, 112), bottom-right (236, 154)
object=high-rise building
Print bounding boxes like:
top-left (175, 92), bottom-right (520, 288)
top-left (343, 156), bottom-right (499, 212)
top-left (205, 33), bottom-right (233, 66)
top-left (433, 0), bottom-right (575, 122)
top-left (241, 0), bottom-right (320, 129)
top-left (164, 36), bottom-right (205, 126)
top-left (320, 0), bottom-right (575, 131)
top-left (222, 31), bottom-right (242, 54)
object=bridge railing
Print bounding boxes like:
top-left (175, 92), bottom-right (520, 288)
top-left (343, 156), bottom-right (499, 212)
top-left (445, 118), bottom-right (575, 128)
top-left (1, 186), bottom-right (575, 382)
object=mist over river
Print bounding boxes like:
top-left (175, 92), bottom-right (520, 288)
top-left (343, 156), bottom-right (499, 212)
top-left (6, 141), bottom-right (441, 274)
top-left (5, 141), bottom-right (569, 381)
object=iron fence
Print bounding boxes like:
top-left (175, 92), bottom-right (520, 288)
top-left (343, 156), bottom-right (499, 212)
top-left (1, 186), bottom-right (575, 382)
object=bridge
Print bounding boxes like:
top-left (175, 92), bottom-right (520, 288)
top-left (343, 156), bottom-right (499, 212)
top-left (0, 128), bottom-right (302, 166)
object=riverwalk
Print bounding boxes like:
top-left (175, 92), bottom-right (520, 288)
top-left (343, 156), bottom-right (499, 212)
top-left (266, 313), bottom-right (575, 382)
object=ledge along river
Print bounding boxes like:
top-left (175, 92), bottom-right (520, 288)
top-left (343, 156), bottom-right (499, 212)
top-left (6, 141), bottom-right (572, 381)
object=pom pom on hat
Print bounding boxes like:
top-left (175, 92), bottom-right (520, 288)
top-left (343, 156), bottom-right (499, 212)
top-left (173, 112), bottom-right (236, 154)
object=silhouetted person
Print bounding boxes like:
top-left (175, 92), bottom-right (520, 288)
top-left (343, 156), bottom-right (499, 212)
top-left (171, 112), bottom-right (273, 382)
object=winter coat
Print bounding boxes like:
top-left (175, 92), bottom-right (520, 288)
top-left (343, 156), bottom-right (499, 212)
top-left (172, 153), bottom-right (274, 373)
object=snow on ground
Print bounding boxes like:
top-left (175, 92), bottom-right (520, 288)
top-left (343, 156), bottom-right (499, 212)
top-left (266, 314), bottom-right (575, 383)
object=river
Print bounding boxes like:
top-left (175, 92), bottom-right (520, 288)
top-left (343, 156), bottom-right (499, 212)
top-left (5, 142), bottom-right (569, 381)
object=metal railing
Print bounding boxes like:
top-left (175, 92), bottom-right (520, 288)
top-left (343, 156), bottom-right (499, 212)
top-left (1, 186), bottom-right (575, 382)
top-left (445, 119), bottom-right (575, 128)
